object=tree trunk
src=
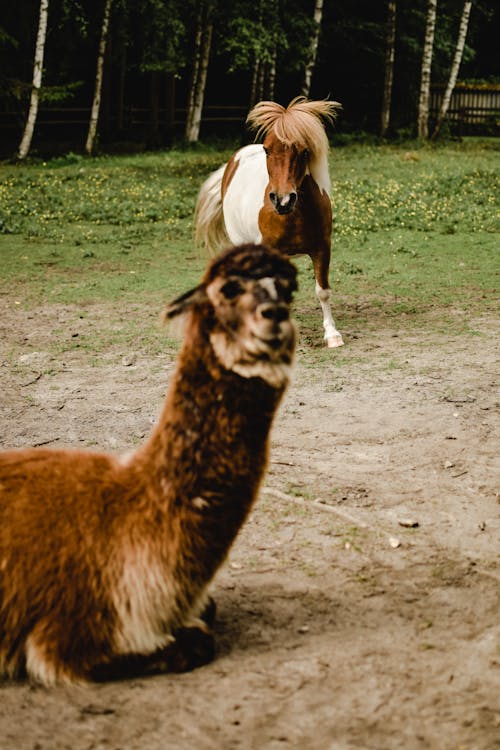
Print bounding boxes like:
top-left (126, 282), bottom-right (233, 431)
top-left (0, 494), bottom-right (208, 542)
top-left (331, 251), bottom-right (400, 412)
top-left (85, 0), bottom-right (112, 155)
top-left (185, 7), bottom-right (203, 139)
top-left (250, 57), bottom-right (261, 108)
top-left (301, 0), bottom-right (324, 97)
top-left (380, 1), bottom-right (397, 137)
top-left (266, 49), bottom-right (277, 100)
top-left (164, 73), bottom-right (175, 147)
top-left (431, 1), bottom-right (472, 139)
top-left (147, 70), bottom-right (161, 148)
top-left (185, 17), bottom-right (212, 142)
top-left (417, 0), bottom-right (437, 139)
top-left (256, 60), bottom-right (265, 102)
top-left (17, 0), bottom-right (49, 161)
top-left (117, 36), bottom-right (126, 132)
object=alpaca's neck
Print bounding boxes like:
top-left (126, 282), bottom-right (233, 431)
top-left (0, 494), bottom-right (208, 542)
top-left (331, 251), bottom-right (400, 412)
top-left (135, 322), bottom-right (284, 562)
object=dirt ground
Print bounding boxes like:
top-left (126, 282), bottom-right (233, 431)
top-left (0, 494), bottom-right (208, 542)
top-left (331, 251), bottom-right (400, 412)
top-left (0, 298), bottom-right (498, 750)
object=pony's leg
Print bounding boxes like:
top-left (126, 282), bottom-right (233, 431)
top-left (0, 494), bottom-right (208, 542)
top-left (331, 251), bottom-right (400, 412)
top-left (312, 252), bottom-right (344, 348)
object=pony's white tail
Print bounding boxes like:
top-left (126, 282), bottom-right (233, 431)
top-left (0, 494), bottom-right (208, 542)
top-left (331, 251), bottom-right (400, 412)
top-left (194, 165), bottom-right (229, 255)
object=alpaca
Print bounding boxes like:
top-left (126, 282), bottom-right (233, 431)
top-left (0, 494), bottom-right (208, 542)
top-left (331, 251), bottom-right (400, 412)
top-left (0, 243), bottom-right (297, 685)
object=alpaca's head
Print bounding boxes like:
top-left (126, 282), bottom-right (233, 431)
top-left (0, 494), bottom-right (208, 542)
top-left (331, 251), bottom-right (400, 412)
top-left (165, 244), bottom-right (297, 387)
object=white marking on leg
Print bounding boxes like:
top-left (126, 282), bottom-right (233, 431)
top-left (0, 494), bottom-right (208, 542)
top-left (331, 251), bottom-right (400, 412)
top-left (315, 282), bottom-right (344, 348)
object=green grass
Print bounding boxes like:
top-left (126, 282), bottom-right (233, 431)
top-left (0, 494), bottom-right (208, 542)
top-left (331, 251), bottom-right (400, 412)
top-left (1, 139), bottom-right (498, 355)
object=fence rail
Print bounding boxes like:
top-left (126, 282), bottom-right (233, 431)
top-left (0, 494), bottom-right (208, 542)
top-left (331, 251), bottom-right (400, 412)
top-left (429, 86), bottom-right (500, 133)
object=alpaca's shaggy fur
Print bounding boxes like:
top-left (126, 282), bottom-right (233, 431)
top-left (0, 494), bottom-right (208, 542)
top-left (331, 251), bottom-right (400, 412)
top-left (0, 244), bottom-right (297, 684)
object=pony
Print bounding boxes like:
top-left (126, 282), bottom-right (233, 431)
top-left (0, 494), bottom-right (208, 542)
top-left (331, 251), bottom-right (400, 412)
top-left (194, 96), bottom-right (343, 348)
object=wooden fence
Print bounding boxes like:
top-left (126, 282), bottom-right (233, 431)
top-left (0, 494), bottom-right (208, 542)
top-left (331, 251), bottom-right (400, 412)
top-left (429, 85), bottom-right (500, 134)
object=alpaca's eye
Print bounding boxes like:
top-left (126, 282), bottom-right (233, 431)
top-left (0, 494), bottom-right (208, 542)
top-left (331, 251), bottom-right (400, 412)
top-left (221, 280), bottom-right (244, 299)
top-left (278, 282), bottom-right (295, 304)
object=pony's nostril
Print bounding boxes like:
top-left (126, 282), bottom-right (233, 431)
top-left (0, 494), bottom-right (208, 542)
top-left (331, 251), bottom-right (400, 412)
top-left (289, 192), bottom-right (297, 207)
top-left (269, 191), bottom-right (277, 205)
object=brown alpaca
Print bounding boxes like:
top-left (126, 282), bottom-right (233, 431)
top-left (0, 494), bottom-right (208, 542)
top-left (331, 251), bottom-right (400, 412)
top-left (0, 244), bottom-right (297, 685)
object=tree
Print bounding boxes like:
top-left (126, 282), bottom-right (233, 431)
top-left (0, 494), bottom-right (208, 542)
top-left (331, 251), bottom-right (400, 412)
top-left (17, 0), bottom-right (49, 160)
top-left (380, 1), bottom-right (397, 137)
top-left (417, 0), bottom-right (438, 138)
top-left (301, 0), bottom-right (324, 97)
top-left (431, 0), bottom-right (472, 139)
top-left (85, 0), bottom-right (112, 155)
top-left (185, 1), bottom-right (214, 142)
top-left (135, 0), bottom-right (185, 147)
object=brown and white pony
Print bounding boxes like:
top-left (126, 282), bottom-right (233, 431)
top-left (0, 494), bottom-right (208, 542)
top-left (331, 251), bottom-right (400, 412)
top-left (194, 96), bottom-right (343, 348)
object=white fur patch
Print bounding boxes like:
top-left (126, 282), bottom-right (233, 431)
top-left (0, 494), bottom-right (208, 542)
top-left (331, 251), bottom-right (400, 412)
top-left (309, 154), bottom-right (331, 196)
top-left (259, 277), bottom-right (278, 300)
top-left (210, 331), bottom-right (291, 388)
top-left (111, 546), bottom-right (178, 655)
top-left (25, 632), bottom-right (76, 686)
top-left (192, 496), bottom-right (209, 510)
top-left (223, 145), bottom-right (267, 245)
top-left (232, 360), bottom-right (292, 389)
top-left (315, 281), bottom-right (342, 341)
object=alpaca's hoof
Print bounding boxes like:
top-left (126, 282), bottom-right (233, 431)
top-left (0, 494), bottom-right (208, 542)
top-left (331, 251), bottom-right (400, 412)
top-left (326, 334), bottom-right (344, 348)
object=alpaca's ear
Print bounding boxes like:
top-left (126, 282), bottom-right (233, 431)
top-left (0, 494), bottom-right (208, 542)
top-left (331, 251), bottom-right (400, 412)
top-left (162, 284), bottom-right (208, 322)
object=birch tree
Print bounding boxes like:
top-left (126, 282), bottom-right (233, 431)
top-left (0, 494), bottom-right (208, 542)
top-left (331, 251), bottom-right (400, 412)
top-left (185, 1), bottom-right (213, 142)
top-left (431, 0), bottom-right (472, 139)
top-left (223, 0), bottom-right (281, 108)
top-left (85, 0), bottom-right (112, 155)
top-left (417, 0), bottom-right (437, 139)
top-left (380, 1), bottom-right (397, 137)
top-left (17, 0), bottom-right (49, 161)
top-left (301, 0), bottom-right (324, 97)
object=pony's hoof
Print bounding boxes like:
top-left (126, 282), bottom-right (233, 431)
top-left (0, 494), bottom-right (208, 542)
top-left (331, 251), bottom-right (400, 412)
top-left (326, 335), bottom-right (344, 348)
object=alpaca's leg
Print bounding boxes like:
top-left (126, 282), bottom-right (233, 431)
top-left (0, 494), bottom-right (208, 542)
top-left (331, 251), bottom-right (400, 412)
top-left (25, 625), bottom-right (86, 685)
top-left (199, 596), bottom-right (217, 627)
top-left (90, 625), bottom-right (215, 682)
top-left (168, 624), bottom-right (216, 672)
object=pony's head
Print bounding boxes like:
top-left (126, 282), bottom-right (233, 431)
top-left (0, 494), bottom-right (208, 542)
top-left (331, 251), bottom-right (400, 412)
top-left (246, 97), bottom-right (341, 215)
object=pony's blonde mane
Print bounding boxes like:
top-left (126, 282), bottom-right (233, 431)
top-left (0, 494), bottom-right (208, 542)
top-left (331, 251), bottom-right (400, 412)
top-left (246, 96), bottom-right (342, 159)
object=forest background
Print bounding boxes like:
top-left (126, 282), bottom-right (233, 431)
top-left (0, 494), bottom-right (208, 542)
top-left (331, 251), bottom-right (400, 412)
top-left (0, 0), bottom-right (499, 160)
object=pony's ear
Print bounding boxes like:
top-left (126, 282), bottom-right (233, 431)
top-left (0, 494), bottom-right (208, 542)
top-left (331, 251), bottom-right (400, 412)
top-left (162, 284), bottom-right (208, 323)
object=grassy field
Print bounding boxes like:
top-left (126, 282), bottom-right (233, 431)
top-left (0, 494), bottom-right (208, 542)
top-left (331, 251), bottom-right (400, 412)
top-left (1, 139), bottom-right (498, 355)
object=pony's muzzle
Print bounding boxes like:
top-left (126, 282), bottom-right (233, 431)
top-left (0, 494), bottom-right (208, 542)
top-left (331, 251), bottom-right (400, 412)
top-left (269, 191), bottom-right (297, 215)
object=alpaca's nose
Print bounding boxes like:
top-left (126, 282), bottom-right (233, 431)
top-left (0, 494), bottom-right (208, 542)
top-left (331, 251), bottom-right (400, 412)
top-left (259, 303), bottom-right (289, 323)
top-left (269, 191), bottom-right (297, 215)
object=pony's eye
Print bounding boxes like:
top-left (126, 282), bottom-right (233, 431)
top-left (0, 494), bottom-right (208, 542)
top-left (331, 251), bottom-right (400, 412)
top-left (263, 146), bottom-right (270, 156)
top-left (221, 280), bottom-right (244, 299)
top-left (301, 148), bottom-right (310, 161)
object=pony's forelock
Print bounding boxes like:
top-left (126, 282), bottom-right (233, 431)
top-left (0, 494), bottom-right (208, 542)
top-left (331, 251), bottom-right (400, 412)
top-left (246, 97), bottom-right (342, 157)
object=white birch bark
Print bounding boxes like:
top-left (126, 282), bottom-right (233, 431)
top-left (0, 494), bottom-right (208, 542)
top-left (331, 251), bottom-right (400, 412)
top-left (250, 57), bottom-right (261, 108)
top-left (417, 0), bottom-right (437, 139)
top-left (85, 0), bottom-right (112, 155)
top-left (186, 22), bottom-right (213, 142)
top-left (380, 1), bottom-right (397, 137)
top-left (185, 9), bottom-right (203, 138)
top-left (301, 0), bottom-right (324, 97)
top-left (17, 0), bottom-right (49, 161)
top-left (267, 49), bottom-right (277, 100)
top-left (431, 1), bottom-right (472, 139)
